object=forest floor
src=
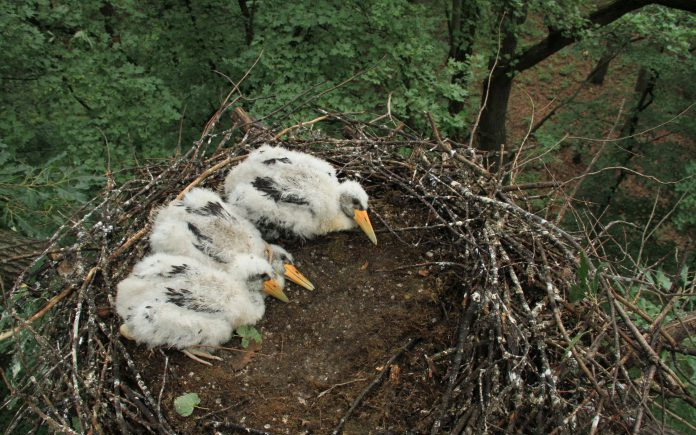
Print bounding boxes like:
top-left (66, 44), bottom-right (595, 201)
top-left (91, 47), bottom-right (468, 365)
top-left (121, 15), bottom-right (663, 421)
top-left (506, 49), bottom-right (695, 255)
top-left (126, 191), bottom-right (460, 434)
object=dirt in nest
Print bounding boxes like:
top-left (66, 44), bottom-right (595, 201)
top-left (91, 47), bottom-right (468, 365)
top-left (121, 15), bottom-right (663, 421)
top-left (128, 196), bottom-right (460, 435)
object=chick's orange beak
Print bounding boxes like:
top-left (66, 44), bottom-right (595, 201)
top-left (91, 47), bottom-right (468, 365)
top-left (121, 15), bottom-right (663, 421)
top-left (354, 209), bottom-right (377, 245)
top-left (284, 264), bottom-right (315, 291)
top-left (263, 279), bottom-right (289, 303)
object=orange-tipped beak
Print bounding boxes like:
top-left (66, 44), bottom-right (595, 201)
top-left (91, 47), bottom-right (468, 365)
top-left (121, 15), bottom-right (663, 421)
top-left (354, 209), bottom-right (377, 245)
top-left (263, 279), bottom-right (289, 302)
top-left (284, 264), bottom-right (315, 291)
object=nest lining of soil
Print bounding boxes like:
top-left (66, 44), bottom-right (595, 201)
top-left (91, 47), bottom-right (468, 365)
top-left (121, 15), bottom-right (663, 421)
top-left (1, 107), bottom-right (693, 435)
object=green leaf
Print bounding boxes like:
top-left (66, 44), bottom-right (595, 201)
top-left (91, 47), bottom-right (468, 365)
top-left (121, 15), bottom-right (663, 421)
top-left (577, 253), bottom-right (590, 284)
top-left (396, 147), bottom-right (412, 159)
top-left (590, 262), bottom-right (607, 294)
top-left (71, 416), bottom-right (83, 434)
top-left (568, 283), bottom-right (586, 303)
top-left (680, 265), bottom-right (690, 285)
top-left (655, 270), bottom-right (672, 291)
top-left (569, 253), bottom-right (594, 302)
top-left (562, 331), bottom-right (588, 361)
top-left (174, 392), bottom-right (200, 417)
top-left (235, 325), bottom-right (262, 348)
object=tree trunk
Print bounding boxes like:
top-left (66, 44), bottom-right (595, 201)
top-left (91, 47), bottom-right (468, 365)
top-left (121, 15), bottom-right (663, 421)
top-left (477, 72), bottom-right (514, 153)
top-left (594, 67), bottom-right (658, 225)
top-left (447, 0), bottom-right (478, 115)
top-left (471, 0), bottom-right (695, 155)
top-left (238, 0), bottom-right (256, 46)
top-left (476, 2), bottom-right (527, 154)
top-left (587, 51), bottom-right (613, 85)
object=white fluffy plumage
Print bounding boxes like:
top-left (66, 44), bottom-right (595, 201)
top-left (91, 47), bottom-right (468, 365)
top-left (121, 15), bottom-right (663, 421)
top-left (150, 187), bottom-right (268, 268)
top-left (149, 187), bottom-right (311, 295)
top-left (115, 253), bottom-right (271, 351)
top-left (224, 145), bottom-right (377, 244)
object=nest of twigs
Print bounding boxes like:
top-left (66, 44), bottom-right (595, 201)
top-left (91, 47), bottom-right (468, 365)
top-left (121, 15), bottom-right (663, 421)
top-left (1, 104), bottom-right (694, 435)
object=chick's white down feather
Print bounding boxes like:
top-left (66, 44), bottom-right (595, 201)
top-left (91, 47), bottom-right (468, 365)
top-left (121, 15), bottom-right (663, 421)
top-left (149, 187), bottom-right (288, 286)
top-left (224, 145), bottom-right (370, 240)
top-left (115, 253), bottom-right (270, 349)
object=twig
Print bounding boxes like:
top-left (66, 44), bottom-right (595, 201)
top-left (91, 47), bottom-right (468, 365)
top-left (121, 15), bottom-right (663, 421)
top-left (157, 354), bottom-right (169, 426)
top-left (206, 420), bottom-right (279, 435)
top-left (272, 114), bottom-right (329, 140)
top-left (568, 101), bottom-right (695, 143)
top-left (430, 297), bottom-right (479, 435)
top-left (500, 181), bottom-right (560, 192)
top-left (555, 99), bottom-right (625, 224)
top-left (109, 226), bottom-right (150, 261)
top-left (426, 112), bottom-right (492, 178)
top-left (175, 155), bottom-right (246, 200)
top-left (317, 378), bottom-right (367, 399)
top-left (332, 337), bottom-right (420, 435)
top-left (374, 261), bottom-right (466, 273)
top-left (0, 284), bottom-right (77, 341)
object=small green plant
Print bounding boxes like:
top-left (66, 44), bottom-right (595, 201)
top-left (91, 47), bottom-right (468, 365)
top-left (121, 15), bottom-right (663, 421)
top-left (173, 392), bottom-right (200, 417)
top-left (235, 325), bottom-right (262, 348)
top-left (396, 147), bottom-right (412, 159)
top-left (615, 267), bottom-right (696, 433)
top-left (569, 253), bottom-right (605, 303)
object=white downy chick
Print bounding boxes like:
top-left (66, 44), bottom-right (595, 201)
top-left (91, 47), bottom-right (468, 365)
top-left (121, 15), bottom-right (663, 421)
top-left (116, 253), bottom-right (278, 365)
top-left (149, 187), bottom-right (313, 295)
top-left (224, 145), bottom-right (377, 244)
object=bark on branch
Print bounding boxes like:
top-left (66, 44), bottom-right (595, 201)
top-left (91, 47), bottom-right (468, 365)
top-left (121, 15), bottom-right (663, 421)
top-left (512, 0), bottom-right (696, 75)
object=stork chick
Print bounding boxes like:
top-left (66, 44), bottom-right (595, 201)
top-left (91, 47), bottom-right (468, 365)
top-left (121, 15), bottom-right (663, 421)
top-left (224, 145), bottom-right (377, 244)
top-left (268, 243), bottom-right (315, 291)
top-left (149, 187), bottom-right (313, 295)
top-left (116, 253), bottom-right (281, 365)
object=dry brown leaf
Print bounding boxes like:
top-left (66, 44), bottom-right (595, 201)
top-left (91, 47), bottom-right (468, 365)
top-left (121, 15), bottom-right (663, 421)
top-left (228, 341), bottom-right (261, 371)
top-left (359, 261), bottom-right (369, 270)
top-left (417, 269), bottom-right (430, 277)
top-left (389, 364), bottom-right (401, 384)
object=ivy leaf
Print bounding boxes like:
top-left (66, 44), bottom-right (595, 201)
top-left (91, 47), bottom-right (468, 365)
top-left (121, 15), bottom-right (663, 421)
top-left (174, 392), bottom-right (200, 417)
top-left (235, 325), bottom-right (262, 348)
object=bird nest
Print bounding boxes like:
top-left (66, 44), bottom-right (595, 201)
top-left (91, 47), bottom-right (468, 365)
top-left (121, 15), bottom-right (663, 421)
top-left (1, 105), bottom-right (693, 435)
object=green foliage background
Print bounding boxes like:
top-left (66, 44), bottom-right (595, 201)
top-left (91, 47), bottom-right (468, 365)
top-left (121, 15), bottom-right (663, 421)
top-left (2, 0), bottom-right (693, 245)
top-left (1, 0), bottom-right (481, 237)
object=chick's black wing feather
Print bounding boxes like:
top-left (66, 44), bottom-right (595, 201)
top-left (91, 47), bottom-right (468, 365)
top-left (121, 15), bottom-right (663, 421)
top-left (251, 177), bottom-right (309, 206)
top-left (165, 287), bottom-right (221, 313)
top-left (261, 157), bottom-right (292, 165)
top-left (186, 201), bottom-right (235, 221)
top-left (186, 222), bottom-right (228, 264)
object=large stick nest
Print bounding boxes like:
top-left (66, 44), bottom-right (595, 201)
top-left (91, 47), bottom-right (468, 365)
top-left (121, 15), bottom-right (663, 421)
top-left (1, 105), bottom-right (693, 435)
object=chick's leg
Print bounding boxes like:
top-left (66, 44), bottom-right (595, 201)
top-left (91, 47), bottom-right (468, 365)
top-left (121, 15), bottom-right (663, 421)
top-left (181, 348), bottom-right (223, 366)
